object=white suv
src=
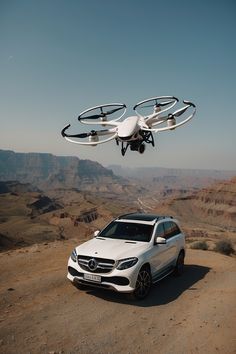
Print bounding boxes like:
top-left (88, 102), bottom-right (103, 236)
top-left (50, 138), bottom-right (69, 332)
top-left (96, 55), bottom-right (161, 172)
top-left (67, 213), bottom-right (185, 299)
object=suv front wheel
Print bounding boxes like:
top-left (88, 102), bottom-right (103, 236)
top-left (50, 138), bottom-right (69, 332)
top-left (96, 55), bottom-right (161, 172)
top-left (132, 266), bottom-right (152, 300)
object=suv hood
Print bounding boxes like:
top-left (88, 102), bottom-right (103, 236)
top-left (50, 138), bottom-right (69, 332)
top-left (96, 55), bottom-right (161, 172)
top-left (76, 237), bottom-right (149, 260)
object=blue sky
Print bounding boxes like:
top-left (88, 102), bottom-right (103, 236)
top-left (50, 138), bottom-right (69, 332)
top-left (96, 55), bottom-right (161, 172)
top-left (0, 0), bottom-right (235, 170)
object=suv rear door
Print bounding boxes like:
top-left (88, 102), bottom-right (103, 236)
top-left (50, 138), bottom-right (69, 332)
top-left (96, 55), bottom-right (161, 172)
top-left (163, 221), bottom-right (181, 264)
top-left (150, 221), bottom-right (181, 277)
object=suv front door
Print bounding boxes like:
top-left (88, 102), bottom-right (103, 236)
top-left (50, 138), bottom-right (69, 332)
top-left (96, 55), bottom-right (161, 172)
top-left (149, 222), bottom-right (170, 276)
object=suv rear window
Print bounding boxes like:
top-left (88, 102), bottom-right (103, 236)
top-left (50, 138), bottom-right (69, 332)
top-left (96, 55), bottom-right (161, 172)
top-left (99, 221), bottom-right (154, 242)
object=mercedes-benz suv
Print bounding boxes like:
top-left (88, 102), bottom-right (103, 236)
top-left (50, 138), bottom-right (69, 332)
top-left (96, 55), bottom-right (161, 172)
top-left (67, 213), bottom-right (185, 299)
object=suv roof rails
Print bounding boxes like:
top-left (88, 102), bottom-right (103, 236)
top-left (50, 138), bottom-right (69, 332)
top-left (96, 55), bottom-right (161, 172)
top-left (117, 213), bottom-right (174, 222)
top-left (117, 212), bottom-right (140, 220)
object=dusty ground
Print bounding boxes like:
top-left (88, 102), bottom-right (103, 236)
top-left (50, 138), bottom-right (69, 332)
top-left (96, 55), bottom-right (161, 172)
top-left (0, 240), bottom-right (235, 354)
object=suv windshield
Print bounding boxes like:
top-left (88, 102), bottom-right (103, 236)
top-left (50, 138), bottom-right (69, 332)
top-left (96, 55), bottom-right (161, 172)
top-left (98, 221), bottom-right (154, 242)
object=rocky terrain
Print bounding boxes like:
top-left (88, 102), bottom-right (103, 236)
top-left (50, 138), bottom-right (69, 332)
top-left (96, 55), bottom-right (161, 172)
top-left (192, 177), bottom-right (236, 229)
top-left (0, 181), bottom-right (138, 251)
top-left (1, 175), bottom-right (236, 252)
top-left (134, 177), bottom-right (236, 249)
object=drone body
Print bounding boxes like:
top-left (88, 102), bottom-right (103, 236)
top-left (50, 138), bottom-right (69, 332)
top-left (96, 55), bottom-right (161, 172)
top-left (61, 96), bottom-right (196, 156)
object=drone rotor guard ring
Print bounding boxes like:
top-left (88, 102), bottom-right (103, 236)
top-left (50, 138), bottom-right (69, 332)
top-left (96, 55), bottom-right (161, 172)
top-left (142, 102), bottom-right (196, 133)
top-left (78, 103), bottom-right (126, 125)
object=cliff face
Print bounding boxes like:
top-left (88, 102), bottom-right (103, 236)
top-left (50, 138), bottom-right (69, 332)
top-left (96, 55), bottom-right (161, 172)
top-left (192, 177), bottom-right (236, 228)
top-left (0, 150), bottom-right (117, 191)
top-left (157, 177), bottom-right (236, 233)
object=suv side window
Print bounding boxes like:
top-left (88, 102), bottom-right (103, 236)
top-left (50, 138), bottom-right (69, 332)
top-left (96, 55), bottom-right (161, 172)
top-left (171, 222), bottom-right (181, 236)
top-left (163, 221), bottom-right (172, 239)
top-left (155, 223), bottom-right (165, 238)
top-left (164, 221), bottom-right (181, 239)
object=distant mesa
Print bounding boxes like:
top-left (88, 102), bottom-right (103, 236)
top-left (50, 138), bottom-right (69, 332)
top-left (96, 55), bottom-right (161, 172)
top-left (0, 149), bottom-right (120, 192)
top-left (1, 149), bottom-right (235, 195)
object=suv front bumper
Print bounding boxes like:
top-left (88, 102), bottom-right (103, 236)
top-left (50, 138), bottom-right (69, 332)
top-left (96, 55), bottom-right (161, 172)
top-left (67, 257), bottom-right (140, 293)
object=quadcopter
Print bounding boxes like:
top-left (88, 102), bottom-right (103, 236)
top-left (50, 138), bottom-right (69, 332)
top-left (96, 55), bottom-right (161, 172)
top-left (61, 96), bottom-right (196, 156)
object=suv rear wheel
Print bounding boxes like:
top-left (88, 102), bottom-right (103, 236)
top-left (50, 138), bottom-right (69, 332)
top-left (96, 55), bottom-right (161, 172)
top-left (174, 251), bottom-right (185, 276)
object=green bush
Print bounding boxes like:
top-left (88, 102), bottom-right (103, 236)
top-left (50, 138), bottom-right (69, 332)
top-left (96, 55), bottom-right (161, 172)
top-left (190, 240), bottom-right (209, 250)
top-left (214, 240), bottom-right (235, 256)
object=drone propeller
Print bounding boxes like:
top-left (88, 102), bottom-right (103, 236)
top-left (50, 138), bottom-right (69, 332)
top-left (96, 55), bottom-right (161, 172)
top-left (137, 100), bottom-right (175, 109)
top-left (169, 101), bottom-right (196, 118)
top-left (61, 123), bottom-right (118, 146)
top-left (70, 130), bottom-right (98, 139)
top-left (61, 125), bottom-right (104, 139)
top-left (61, 124), bottom-right (91, 138)
top-left (134, 96), bottom-right (179, 118)
top-left (169, 105), bottom-right (189, 118)
top-left (78, 104), bottom-right (126, 121)
top-left (61, 124), bottom-right (116, 143)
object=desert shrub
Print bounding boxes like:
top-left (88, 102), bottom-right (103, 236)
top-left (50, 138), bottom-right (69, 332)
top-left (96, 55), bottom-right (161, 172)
top-left (214, 240), bottom-right (235, 256)
top-left (190, 240), bottom-right (209, 250)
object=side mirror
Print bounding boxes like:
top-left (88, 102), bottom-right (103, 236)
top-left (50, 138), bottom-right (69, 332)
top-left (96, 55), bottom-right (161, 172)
top-left (155, 236), bottom-right (166, 244)
top-left (93, 230), bottom-right (100, 237)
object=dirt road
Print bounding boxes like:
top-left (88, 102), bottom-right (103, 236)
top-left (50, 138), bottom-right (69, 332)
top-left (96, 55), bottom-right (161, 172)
top-left (0, 240), bottom-right (235, 354)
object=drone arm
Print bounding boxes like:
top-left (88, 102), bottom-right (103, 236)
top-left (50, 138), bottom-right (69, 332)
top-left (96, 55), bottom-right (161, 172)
top-left (96, 128), bottom-right (117, 136)
top-left (145, 109), bottom-right (170, 124)
top-left (144, 116), bottom-right (168, 127)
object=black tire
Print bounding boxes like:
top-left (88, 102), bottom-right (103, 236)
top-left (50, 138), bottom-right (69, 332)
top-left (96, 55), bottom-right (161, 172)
top-left (132, 267), bottom-right (152, 300)
top-left (174, 251), bottom-right (185, 276)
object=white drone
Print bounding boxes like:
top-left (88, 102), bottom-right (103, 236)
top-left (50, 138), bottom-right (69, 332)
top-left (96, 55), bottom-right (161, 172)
top-left (61, 96), bottom-right (196, 156)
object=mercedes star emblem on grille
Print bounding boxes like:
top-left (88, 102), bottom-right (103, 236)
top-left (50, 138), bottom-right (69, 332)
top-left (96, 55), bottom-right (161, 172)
top-left (88, 258), bottom-right (98, 271)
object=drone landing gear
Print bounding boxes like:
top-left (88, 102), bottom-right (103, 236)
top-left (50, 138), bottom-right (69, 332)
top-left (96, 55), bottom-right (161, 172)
top-left (141, 131), bottom-right (155, 147)
top-left (117, 133), bottom-right (154, 156)
top-left (121, 141), bottom-right (129, 156)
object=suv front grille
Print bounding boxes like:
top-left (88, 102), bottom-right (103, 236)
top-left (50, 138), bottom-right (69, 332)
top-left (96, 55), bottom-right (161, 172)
top-left (77, 255), bottom-right (115, 273)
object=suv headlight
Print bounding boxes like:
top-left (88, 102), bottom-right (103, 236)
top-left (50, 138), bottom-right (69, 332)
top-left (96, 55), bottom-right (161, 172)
top-left (116, 257), bottom-right (138, 270)
top-left (71, 248), bottom-right (77, 262)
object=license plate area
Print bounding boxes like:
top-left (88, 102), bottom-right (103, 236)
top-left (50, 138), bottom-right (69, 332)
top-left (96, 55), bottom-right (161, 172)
top-left (84, 273), bottom-right (101, 283)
